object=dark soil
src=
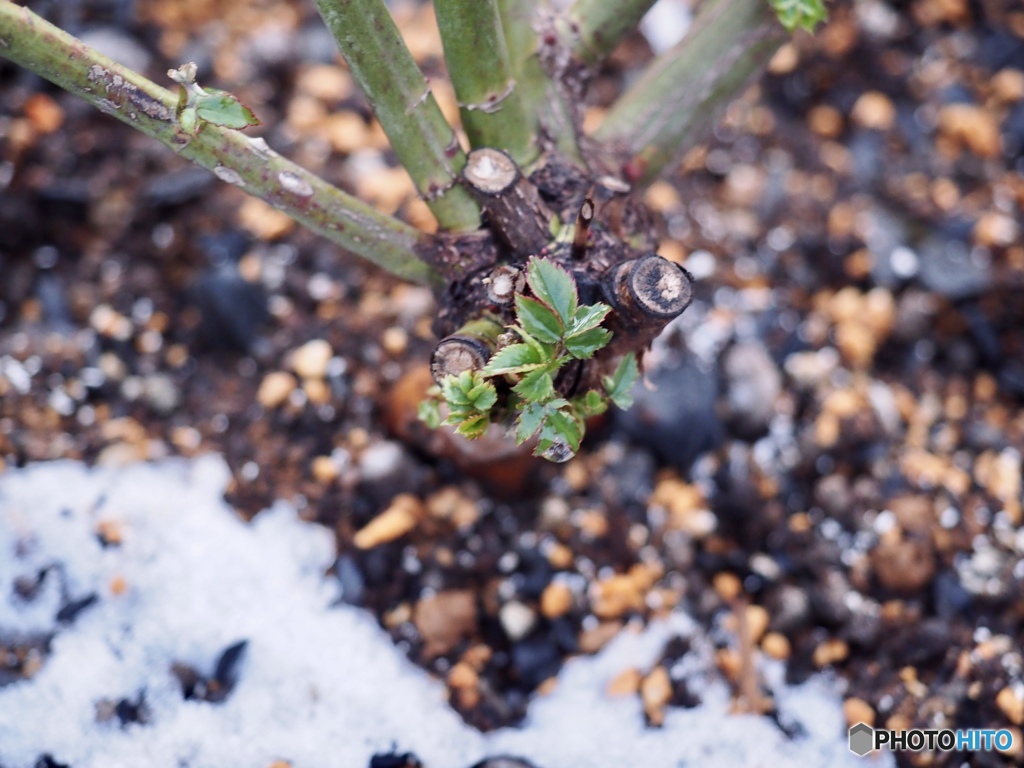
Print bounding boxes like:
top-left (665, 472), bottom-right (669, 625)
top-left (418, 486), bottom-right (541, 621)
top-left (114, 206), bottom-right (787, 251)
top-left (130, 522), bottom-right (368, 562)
top-left (2, 1), bottom-right (1024, 766)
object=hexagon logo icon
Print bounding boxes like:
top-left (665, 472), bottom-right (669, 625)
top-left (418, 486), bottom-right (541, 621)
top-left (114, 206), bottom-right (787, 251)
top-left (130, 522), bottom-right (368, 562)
top-left (849, 722), bottom-right (874, 756)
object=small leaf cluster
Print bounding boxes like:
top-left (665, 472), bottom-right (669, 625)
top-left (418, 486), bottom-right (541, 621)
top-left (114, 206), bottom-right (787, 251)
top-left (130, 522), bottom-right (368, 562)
top-left (421, 258), bottom-right (640, 461)
top-left (169, 62), bottom-right (261, 138)
top-left (417, 369), bottom-right (497, 439)
top-left (768, 0), bottom-right (827, 33)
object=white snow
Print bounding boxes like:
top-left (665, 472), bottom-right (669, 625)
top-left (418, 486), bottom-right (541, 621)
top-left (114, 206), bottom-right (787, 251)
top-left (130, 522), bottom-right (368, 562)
top-left (0, 457), bottom-right (889, 768)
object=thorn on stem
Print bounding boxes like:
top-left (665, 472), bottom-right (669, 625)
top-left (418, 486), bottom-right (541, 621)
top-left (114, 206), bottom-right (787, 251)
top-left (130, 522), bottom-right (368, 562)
top-left (571, 198), bottom-right (594, 260)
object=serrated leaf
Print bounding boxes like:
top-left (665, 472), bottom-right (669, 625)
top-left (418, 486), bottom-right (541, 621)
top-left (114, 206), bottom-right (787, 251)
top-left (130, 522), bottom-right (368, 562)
top-left (440, 376), bottom-right (470, 407)
top-left (467, 381), bottom-right (497, 412)
top-left (567, 303), bottom-right (612, 336)
top-left (417, 399), bottom-right (442, 429)
top-left (543, 407), bottom-right (583, 453)
top-left (513, 368), bottom-right (555, 402)
top-left (194, 89), bottom-right (261, 129)
top-left (603, 353), bottom-right (639, 409)
top-left (564, 327), bottom-right (612, 360)
top-left (454, 414), bottom-right (490, 439)
top-left (575, 389), bottom-right (608, 418)
top-left (483, 343), bottom-right (544, 376)
top-left (515, 402), bottom-right (546, 445)
top-left (515, 294), bottom-right (563, 344)
top-left (768, 0), bottom-right (827, 32)
top-left (526, 258), bottom-right (577, 327)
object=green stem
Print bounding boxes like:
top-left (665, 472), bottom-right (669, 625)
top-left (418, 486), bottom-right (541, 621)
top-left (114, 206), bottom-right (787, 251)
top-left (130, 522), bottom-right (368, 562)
top-left (312, 0), bottom-right (480, 232)
top-left (434, 0), bottom-right (535, 166)
top-left (558, 0), bottom-right (658, 67)
top-left (0, 1), bottom-right (440, 285)
top-left (593, 0), bottom-right (787, 185)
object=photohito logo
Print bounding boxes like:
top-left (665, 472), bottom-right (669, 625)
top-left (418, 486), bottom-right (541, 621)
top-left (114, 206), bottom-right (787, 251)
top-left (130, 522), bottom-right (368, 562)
top-left (848, 723), bottom-right (1015, 756)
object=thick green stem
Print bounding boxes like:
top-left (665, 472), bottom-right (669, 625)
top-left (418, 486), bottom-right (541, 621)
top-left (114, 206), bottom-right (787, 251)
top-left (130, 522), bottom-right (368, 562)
top-left (0, 1), bottom-right (440, 285)
top-left (434, 0), bottom-right (535, 166)
top-left (558, 0), bottom-right (658, 67)
top-left (593, 0), bottom-right (787, 185)
top-left (312, 0), bottom-right (480, 232)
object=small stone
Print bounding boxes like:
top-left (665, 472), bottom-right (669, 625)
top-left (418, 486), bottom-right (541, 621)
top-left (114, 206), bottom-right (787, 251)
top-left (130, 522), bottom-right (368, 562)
top-left (938, 104), bottom-right (1002, 157)
top-left (311, 456), bottom-right (339, 483)
top-left (90, 304), bottom-right (132, 341)
top-left (448, 661), bottom-right (479, 689)
top-left (997, 686), bottom-right (1024, 725)
top-left (591, 574), bottom-right (645, 619)
top-left (640, 666), bottom-right (672, 726)
top-left (499, 601), bottom-right (537, 642)
top-left (606, 667), bottom-right (642, 697)
top-left (974, 212), bottom-right (1020, 248)
top-left (843, 697), bottom-right (876, 727)
top-left (413, 590), bottom-right (477, 658)
top-left (302, 377), bottom-right (331, 405)
top-left (23, 93), bottom-right (64, 134)
top-left (291, 339), bottom-right (333, 379)
top-left (992, 68), bottom-right (1024, 103)
top-left (851, 91), bottom-right (895, 130)
top-left (743, 604), bottom-right (770, 644)
top-left (808, 105), bottom-right (844, 138)
top-left (761, 632), bottom-right (791, 660)
top-left (257, 371), bottom-right (296, 409)
top-left (237, 197), bottom-right (295, 240)
top-left (352, 494), bottom-right (422, 549)
top-left (812, 637), bottom-right (849, 667)
top-left (872, 538), bottom-right (935, 592)
top-left (578, 621), bottom-right (623, 653)
top-left (713, 572), bottom-right (743, 602)
top-left (540, 582), bottom-right (574, 619)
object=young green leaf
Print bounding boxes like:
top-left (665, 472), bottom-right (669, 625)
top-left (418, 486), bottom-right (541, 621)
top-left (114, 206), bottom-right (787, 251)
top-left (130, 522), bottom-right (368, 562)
top-left (574, 389), bottom-right (609, 418)
top-left (454, 414), bottom-right (490, 439)
top-left (526, 258), bottom-right (577, 326)
top-left (467, 380), bottom-right (497, 411)
top-left (567, 302), bottom-right (612, 336)
top-left (515, 294), bottom-right (563, 344)
top-left (545, 407), bottom-right (583, 453)
top-left (417, 399), bottom-right (442, 429)
top-left (515, 402), bottom-right (547, 445)
top-left (564, 327), bottom-right (612, 359)
top-left (603, 353), bottom-right (640, 409)
top-left (483, 343), bottom-right (544, 376)
top-left (194, 89), bottom-right (261, 129)
top-left (768, 0), bottom-right (827, 33)
top-left (513, 368), bottom-right (556, 402)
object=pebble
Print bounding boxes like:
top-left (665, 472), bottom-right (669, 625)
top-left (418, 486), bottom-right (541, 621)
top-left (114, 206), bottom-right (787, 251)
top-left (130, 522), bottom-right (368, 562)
top-left (291, 339), bottom-right (333, 379)
top-left (606, 667), bottom-right (642, 697)
top-left (761, 632), bottom-right (791, 660)
top-left (539, 582), bottom-right (573, 619)
top-left (996, 686), bottom-right (1024, 726)
top-left (640, 665), bottom-right (672, 726)
top-left (973, 212), bottom-right (1019, 248)
top-left (872, 538), bottom-right (935, 592)
top-left (851, 91), bottom-right (895, 130)
top-left (843, 696), bottom-right (876, 727)
top-left (812, 637), bottom-right (849, 667)
top-left (353, 494), bottom-right (422, 549)
top-left (721, 341), bottom-right (781, 437)
top-left (499, 601), bottom-right (538, 642)
top-left (413, 590), bottom-right (477, 658)
top-left (257, 371), bottom-right (296, 409)
top-left (938, 104), bottom-right (1002, 157)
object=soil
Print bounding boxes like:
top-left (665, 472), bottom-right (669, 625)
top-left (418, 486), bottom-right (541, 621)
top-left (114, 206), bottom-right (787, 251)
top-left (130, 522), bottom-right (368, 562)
top-left (2, 1), bottom-right (1024, 767)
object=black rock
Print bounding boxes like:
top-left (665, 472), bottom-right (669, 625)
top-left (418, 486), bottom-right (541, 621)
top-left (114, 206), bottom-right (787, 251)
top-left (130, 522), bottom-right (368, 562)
top-left (191, 265), bottom-right (268, 352)
top-left (917, 236), bottom-right (990, 301)
top-left (469, 758), bottom-right (539, 768)
top-left (335, 555), bottom-right (366, 606)
top-left (615, 355), bottom-right (723, 469)
top-left (933, 570), bottom-right (973, 620)
top-left (510, 635), bottom-right (561, 690)
top-left (369, 750), bottom-right (422, 768)
top-left (55, 593), bottom-right (99, 624)
top-left (208, 639), bottom-right (248, 702)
